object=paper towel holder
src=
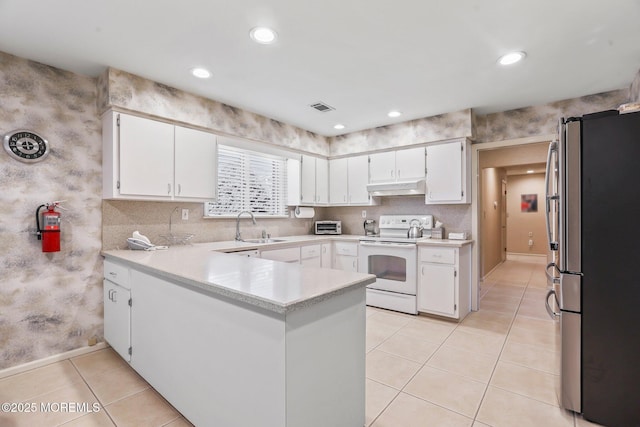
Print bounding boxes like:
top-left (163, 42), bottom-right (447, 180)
top-left (294, 206), bottom-right (315, 218)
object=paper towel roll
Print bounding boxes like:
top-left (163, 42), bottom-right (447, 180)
top-left (294, 206), bottom-right (315, 218)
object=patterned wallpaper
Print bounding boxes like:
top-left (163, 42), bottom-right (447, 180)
top-left (98, 68), bottom-right (330, 157)
top-left (0, 52), bottom-right (103, 369)
top-left (474, 89), bottom-right (629, 143)
top-left (329, 109), bottom-right (473, 156)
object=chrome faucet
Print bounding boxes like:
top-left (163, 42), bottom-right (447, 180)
top-left (235, 211), bottom-right (257, 241)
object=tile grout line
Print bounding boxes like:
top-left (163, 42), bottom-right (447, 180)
top-left (366, 313), bottom-right (458, 426)
top-left (468, 274), bottom-right (527, 424)
top-left (66, 356), bottom-right (119, 427)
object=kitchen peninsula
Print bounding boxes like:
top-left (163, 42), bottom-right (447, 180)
top-left (102, 242), bottom-right (375, 427)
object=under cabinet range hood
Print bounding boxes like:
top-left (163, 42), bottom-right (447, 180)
top-left (366, 179), bottom-right (426, 196)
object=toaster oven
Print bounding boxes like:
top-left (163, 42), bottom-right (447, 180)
top-left (315, 220), bottom-right (342, 235)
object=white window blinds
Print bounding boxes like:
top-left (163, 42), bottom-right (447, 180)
top-left (205, 145), bottom-right (288, 217)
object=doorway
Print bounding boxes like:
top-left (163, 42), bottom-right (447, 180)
top-left (471, 135), bottom-right (555, 311)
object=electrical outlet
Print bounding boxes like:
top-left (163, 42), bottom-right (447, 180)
top-left (361, 210), bottom-right (367, 218)
top-left (181, 209), bottom-right (189, 220)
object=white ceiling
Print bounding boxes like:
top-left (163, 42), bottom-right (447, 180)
top-left (1, 1), bottom-right (639, 137)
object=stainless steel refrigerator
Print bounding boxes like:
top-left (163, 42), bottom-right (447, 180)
top-left (545, 109), bottom-right (640, 427)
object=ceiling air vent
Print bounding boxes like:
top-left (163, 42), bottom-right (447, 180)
top-left (309, 102), bottom-right (335, 112)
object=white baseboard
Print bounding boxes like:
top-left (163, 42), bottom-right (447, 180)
top-left (0, 342), bottom-right (108, 380)
top-left (506, 252), bottom-right (547, 264)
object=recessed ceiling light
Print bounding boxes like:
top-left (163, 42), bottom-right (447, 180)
top-left (498, 51), bottom-right (526, 66)
top-left (250, 27), bottom-right (278, 44)
top-left (526, 170), bottom-right (535, 174)
top-left (388, 111), bottom-right (402, 118)
top-left (191, 67), bottom-right (211, 79)
top-left (334, 124), bottom-right (345, 130)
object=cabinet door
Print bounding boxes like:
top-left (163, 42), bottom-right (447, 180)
top-left (315, 157), bottom-right (329, 204)
top-left (321, 243), bottom-right (332, 268)
top-left (396, 147), bottom-right (425, 181)
top-left (287, 157), bottom-right (301, 206)
top-left (329, 158), bottom-right (348, 204)
top-left (368, 151), bottom-right (396, 183)
top-left (300, 256), bottom-right (321, 268)
top-left (174, 126), bottom-right (217, 200)
top-left (118, 113), bottom-right (174, 198)
top-left (418, 263), bottom-right (457, 317)
top-left (103, 279), bottom-right (131, 362)
top-left (426, 141), bottom-right (463, 203)
top-left (348, 155), bottom-right (370, 204)
top-left (334, 255), bottom-right (358, 272)
top-left (300, 154), bottom-right (316, 205)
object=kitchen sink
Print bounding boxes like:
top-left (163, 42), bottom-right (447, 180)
top-left (242, 238), bottom-right (286, 244)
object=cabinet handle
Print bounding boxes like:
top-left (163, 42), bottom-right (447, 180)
top-left (421, 266), bottom-right (425, 275)
top-left (390, 170), bottom-right (394, 178)
top-left (343, 195), bottom-right (346, 202)
top-left (168, 184), bottom-right (171, 194)
top-left (111, 290), bottom-right (117, 302)
top-left (109, 271), bottom-right (117, 277)
top-left (178, 184), bottom-right (182, 195)
top-left (352, 259), bottom-right (357, 269)
top-left (397, 169), bottom-right (401, 178)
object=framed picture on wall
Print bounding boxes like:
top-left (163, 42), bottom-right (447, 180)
top-left (521, 194), bottom-right (538, 212)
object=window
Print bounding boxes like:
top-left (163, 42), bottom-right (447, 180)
top-left (205, 145), bottom-right (288, 217)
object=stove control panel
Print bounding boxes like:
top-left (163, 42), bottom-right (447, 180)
top-left (378, 215), bottom-right (433, 230)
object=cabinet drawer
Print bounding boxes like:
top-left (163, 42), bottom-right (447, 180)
top-left (420, 247), bottom-right (456, 264)
top-left (260, 247), bottom-right (300, 263)
top-left (335, 242), bottom-right (358, 257)
top-left (300, 244), bottom-right (321, 259)
top-left (104, 260), bottom-right (130, 289)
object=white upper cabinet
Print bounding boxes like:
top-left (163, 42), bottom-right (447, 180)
top-left (297, 154), bottom-right (328, 206)
top-left (315, 157), bottom-right (329, 204)
top-left (369, 147), bottom-right (425, 183)
top-left (369, 151), bottom-right (396, 183)
top-left (300, 154), bottom-right (316, 205)
top-left (329, 157), bottom-right (348, 204)
top-left (117, 113), bottom-right (174, 198)
top-left (174, 126), bottom-right (217, 200)
top-left (395, 147), bottom-right (427, 181)
top-left (103, 111), bottom-right (217, 201)
top-left (329, 155), bottom-right (372, 205)
top-left (425, 139), bottom-right (470, 204)
top-left (347, 155), bottom-right (371, 204)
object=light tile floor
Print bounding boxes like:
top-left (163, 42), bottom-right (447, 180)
top-left (0, 260), bottom-right (604, 426)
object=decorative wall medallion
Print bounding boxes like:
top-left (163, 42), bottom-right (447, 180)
top-left (3, 130), bottom-right (50, 163)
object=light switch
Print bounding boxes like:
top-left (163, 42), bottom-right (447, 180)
top-left (182, 209), bottom-right (189, 220)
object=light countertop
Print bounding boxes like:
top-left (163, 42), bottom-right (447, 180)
top-left (102, 234), bottom-right (472, 314)
top-left (103, 236), bottom-right (374, 314)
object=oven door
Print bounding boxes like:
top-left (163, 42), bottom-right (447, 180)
top-left (358, 242), bottom-right (417, 294)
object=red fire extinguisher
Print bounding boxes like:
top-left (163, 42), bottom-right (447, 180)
top-left (36, 201), bottom-right (63, 252)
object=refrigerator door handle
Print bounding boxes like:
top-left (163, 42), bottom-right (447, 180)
top-left (545, 262), bottom-right (560, 285)
top-left (545, 289), bottom-right (561, 319)
top-left (545, 140), bottom-right (559, 251)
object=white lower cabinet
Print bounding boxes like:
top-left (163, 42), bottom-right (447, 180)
top-left (300, 244), bottom-right (322, 267)
top-left (418, 244), bottom-right (471, 320)
top-left (321, 243), bottom-right (332, 268)
top-left (103, 261), bottom-right (131, 362)
top-left (102, 259), bottom-right (366, 427)
top-left (333, 242), bottom-right (358, 272)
